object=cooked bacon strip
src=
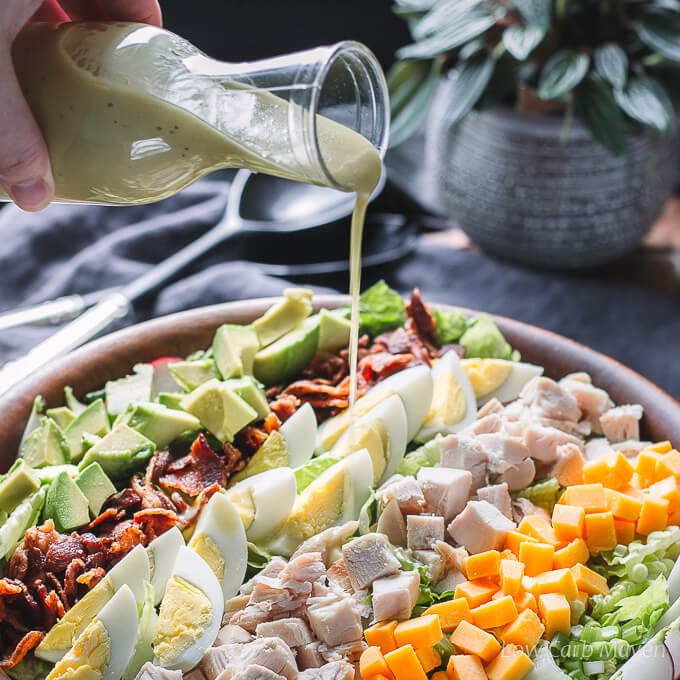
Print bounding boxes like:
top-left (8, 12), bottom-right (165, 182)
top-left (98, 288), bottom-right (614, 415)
top-left (144, 449), bottom-right (170, 486)
top-left (63, 559), bottom-right (86, 604)
top-left (234, 425), bottom-right (268, 455)
top-left (263, 412), bottom-right (281, 432)
top-left (223, 441), bottom-right (246, 477)
top-left (76, 567), bottom-right (106, 590)
top-left (134, 508), bottom-right (186, 541)
top-left (45, 536), bottom-right (87, 573)
top-left (131, 474), bottom-right (175, 511)
top-left (268, 393), bottom-right (300, 422)
top-left (0, 630), bottom-right (44, 669)
top-left (86, 507), bottom-right (119, 530)
top-left (407, 288), bottom-right (438, 345)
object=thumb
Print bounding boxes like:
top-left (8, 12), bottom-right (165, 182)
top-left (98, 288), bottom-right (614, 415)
top-left (0, 42), bottom-right (54, 211)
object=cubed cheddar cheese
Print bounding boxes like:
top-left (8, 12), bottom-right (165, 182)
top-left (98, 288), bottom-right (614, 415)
top-left (450, 620), bottom-right (501, 662)
top-left (394, 615), bottom-right (442, 649)
top-left (570, 564), bottom-right (609, 595)
top-left (466, 550), bottom-right (501, 580)
top-left (637, 451), bottom-right (663, 487)
top-left (432, 673), bottom-right (449, 680)
top-left (501, 608), bottom-right (545, 650)
top-left (583, 452), bottom-right (634, 490)
top-left (364, 675), bottom-right (392, 680)
top-left (656, 449), bottom-right (680, 481)
top-left (553, 538), bottom-right (590, 569)
top-left (447, 654), bottom-right (487, 680)
top-left (648, 441), bottom-right (672, 454)
top-left (501, 549), bottom-right (518, 561)
top-left (604, 489), bottom-right (642, 521)
top-left (360, 647), bottom-right (394, 680)
top-left (647, 477), bottom-right (680, 514)
top-left (584, 511), bottom-right (617, 552)
top-left (485, 644), bottom-right (534, 680)
top-left (535, 568), bottom-right (579, 602)
top-left (603, 452), bottom-right (634, 487)
top-left (518, 515), bottom-right (559, 546)
top-left (384, 644), bottom-right (428, 680)
top-left (504, 530), bottom-right (538, 557)
top-left (365, 620), bottom-right (398, 654)
top-left (613, 519), bottom-right (636, 545)
top-left (415, 647), bottom-right (441, 673)
top-left (471, 595), bottom-right (518, 630)
top-left (500, 558), bottom-right (524, 597)
top-left (669, 509), bottom-right (680, 526)
top-left (521, 575), bottom-right (540, 598)
top-left (514, 589), bottom-right (537, 613)
top-left (552, 504), bottom-right (585, 542)
top-left (455, 579), bottom-right (498, 608)
top-left (562, 484), bottom-right (608, 512)
top-left (538, 592), bottom-right (571, 639)
top-left (637, 495), bottom-right (669, 535)
top-left (519, 542), bottom-right (554, 577)
top-left (424, 599), bottom-right (472, 633)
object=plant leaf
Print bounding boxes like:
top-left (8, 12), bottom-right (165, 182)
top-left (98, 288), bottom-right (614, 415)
top-left (396, 12), bottom-right (497, 59)
top-left (438, 54), bottom-right (496, 129)
top-left (574, 76), bottom-right (627, 157)
top-left (412, 0), bottom-right (485, 40)
top-left (513, 0), bottom-right (552, 30)
top-left (502, 24), bottom-right (546, 60)
top-left (613, 76), bottom-right (675, 132)
top-left (635, 13), bottom-right (680, 61)
top-left (388, 59), bottom-right (442, 147)
top-left (538, 50), bottom-right (591, 100)
top-left (594, 43), bottom-right (628, 90)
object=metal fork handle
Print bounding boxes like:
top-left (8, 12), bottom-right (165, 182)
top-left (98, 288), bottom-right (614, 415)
top-left (0, 295), bottom-right (88, 331)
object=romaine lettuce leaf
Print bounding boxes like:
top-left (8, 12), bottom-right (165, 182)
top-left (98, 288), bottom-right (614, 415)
top-left (357, 280), bottom-right (407, 337)
top-left (395, 436), bottom-right (442, 477)
top-left (123, 582), bottom-right (157, 680)
top-left (432, 309), bottom-right (466, 344)
top-left (294, 454), bottom-right (342, 492)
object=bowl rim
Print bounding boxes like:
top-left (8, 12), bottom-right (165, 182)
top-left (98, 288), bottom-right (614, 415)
top-left (1, 294), bottom-right (679, 463)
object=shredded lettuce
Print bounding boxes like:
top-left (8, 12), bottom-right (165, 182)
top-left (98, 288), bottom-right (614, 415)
top-left (395, 436), bottom-right (442, 477)
top-left (6, 655), bottom-right (52, 680)
top-left (246, 541), bottom-right (271, 580)
top-left (513, 477), bottom-right (563, 513)
top-left (432, 309), bottom-right (466, 344)
top-left (294, 454), bottom-right (342, 492)
top-left (336, 280), bottom-right (407, 337)
top-left (358, 489), bottom-right (378, 535)
top-left (608, 575), bottom-right (668, 625)
top-left (123, 582), bottom-right (157, 680)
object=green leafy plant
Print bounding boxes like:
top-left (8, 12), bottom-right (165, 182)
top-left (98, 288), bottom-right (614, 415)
top-left (389, 0), bottom-right (680, 155)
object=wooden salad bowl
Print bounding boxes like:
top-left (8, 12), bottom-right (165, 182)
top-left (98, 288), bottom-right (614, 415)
top-left (1, 296), bottom-right (679, 468)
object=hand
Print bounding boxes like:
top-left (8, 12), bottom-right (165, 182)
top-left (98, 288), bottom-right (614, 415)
top-left (0, 0), bottom-right (162, 211)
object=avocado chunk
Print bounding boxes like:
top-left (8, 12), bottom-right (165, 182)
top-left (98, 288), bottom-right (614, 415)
top-left (213, 324), bottom-right (260, 380)
top-left (252, 288), bottom-right (313, 347)
top-left (45, 406), bottom-right (76, 430)
top-left (157, 392), bottom-right (185, 410)
top-left (180, 378), bottom-right (257, 442)
top-left (0, 460), bottom-right (40, 513)
top-left (231, 430), bottom-right (289, 483)
top-left (21, 419), bottom-right (70, 468)
top-left (224, 376), bottom-right (269, 419)
top-left (43, 470), bottom-right (90, 532)
top-left (118, 401), bottom-right (201, 448)
top-left (253, 315), bottom-right (320, 386)
top-left (35, 464), bottom-right (79, 485)
top-left (318, 309), bottom-right (351, 352)
top-left (78, 424), bottom-right (155, 481)
top-left (105, 363), bottom-right (153, 416)
top-left (64, 399), bottom-right (110, 463)
top-left (64, 386), bottom-right (87, 415)
top-left (168, 358), bottom-right (220, 392)
top-left (76, 462), bottom-right (116, 516)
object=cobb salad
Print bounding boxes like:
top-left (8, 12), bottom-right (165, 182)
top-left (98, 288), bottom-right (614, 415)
top-left (1, 282), bottom-right (679, 680)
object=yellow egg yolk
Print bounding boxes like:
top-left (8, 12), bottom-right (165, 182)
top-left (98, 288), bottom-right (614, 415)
top-left (46, 619), bottom-right (110, 680)
top-left (287, 467), bottom-right (345, 540)
top-left (153, 576), bottom-right (213, 666)
top-left (463, 359), bottom-right (512, 398)
top-left (335, 422), bottom-right (386, 483)
top-left (425, 372), bottom-right (467, 426)
top-left (190, 534), bottom-right (225, 583)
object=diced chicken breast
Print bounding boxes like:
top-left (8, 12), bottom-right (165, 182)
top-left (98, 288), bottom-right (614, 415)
top-left (201, 639), bottom-right (297, 680)
top-left (476, 398), bottom-right (504, 419)
top-left (280, 551), bottom-right (326, 585)
top-left (306, 593), bottom-right (363, 647)
top-left (298, 661), bottom-right (355, 680)
top-left (214, 624), bottom-right (253, 646)
top-left (240, 558), bottom-right (288, 595)
top-left (296, 641), bottom-right (325, 670)
top-left (184, 669), bottom-right (206, 680)
top-left (376, 497), bottom-right (407, 547)
top-left (584, 437), bottom-right (612, 461)
top-left (371, 570), bottom-right (420, 622)
top-left (432, 541), bottom-right (468, 593)
top-left (317, 638), bottom-right (366, 665)
top-left (550, 442), bottom-right (585, 487)
top-left (477, 483), bottom-right (512, 520)
top-left (512, 498), bottom-right (550, 525)
top-left (462, 414), bottom-right (502, 436)
top-left (520, 377), bottom-right (582, 426)
top-left (406, 514), bottom-right (445, 550)
top-left (600, 405), bottom-right (643, 443)
top-left (416, 467), bottom-right (472, 522)
top-left (377, 476), bottom-right (428, 515)
top-left (477, 432), bottom-right (530, 467)
top-left (223, 595), bottom-right (251, 625)
top-left (341, 533), bottom-right (400, 590)
top-left (524, 424), bottom-right (583, 463)
top-left (255, 617), bottom-right (312, 648)
top-left (447, 500), bottom-right (516, 554)
top-left (412, 549), bottom-right (446, 582)
top-left (218, 666), bottom-right (286, 680)
top-left (497, 457), bottom-right (536, 491)
top-left (614, 439), bottom-right (651, 457)
top-left (135, 664), bottom-right (182, 680)
top-left (291, 521), bottom-right (358, 567)
top-left (559, 376), bottom-right (613, 433)
top-left (440, 435), bottom-right (488, 491)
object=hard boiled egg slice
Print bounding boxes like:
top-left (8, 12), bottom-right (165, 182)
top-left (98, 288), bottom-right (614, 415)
top-left (279, 402), bottom-right (317, 467)
top-left (46, 584), bottom-right (139, 680)
top-left (461, 358), bottom-right (543, 404)
top-left (266, 448), bottom-right (374, 557)
top-left (147, 526), bottom-right (185, 605)
top-left (188, 493), bottom-right (247, 601)
top-left (330, 394), bottom-right (408, 484)
top-left (316, 364), bottom-right (434, 452)
top-left (227, 467), bottom-right (297, 542)
top-left (36, 544), bottom-right (150, 663)
top-left (416, 350), bottom-right (477, 443)
top-left (153, 547), bottom-right (223, 672)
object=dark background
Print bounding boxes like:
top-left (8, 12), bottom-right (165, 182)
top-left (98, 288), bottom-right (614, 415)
top-left (160, 0), bottom-right (409, 68)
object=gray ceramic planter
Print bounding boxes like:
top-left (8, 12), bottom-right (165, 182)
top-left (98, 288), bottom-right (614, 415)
top-left (428, 84), bottom-right (678, 268)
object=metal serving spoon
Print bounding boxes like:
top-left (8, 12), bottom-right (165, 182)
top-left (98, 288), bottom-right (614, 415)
top-left (0, 168), bottom-right (385, 395)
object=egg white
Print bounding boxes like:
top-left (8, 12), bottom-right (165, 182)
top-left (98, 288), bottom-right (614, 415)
top-left (188, 493), bottom-right (248, 601)
top-left (147, 527), bottom-right (185, 605)
top-left (106, 544), bottom-right (151, 605)
top-left (279, 402), bottom-right (317, 468)
top-left (461, 359), bottom-right (544, 404)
